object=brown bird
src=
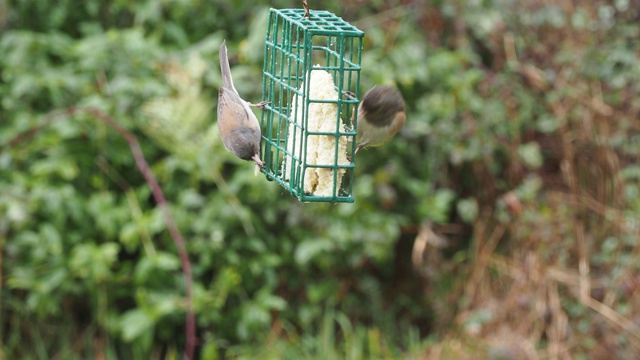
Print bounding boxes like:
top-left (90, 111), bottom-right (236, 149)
top-left (354, 85), bottom-right (406, 155)
top-left (217, 40), bottom-right (266, 167)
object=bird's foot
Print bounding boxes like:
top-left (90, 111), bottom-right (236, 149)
top-left (347, 145), bottom-right (364, 162)
top-left (250, 101), bottom-right (270, 108)
top-left (252, 153), bottom-right (265, 168)
top-left (342, 90), bottom-right (356, 99)
top-left (352, 144), bottom-right (365, 157)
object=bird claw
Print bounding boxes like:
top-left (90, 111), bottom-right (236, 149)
top-left (250, 101), bottom-right (270, 108)
top-left (252, 153), bottom-right (265, 168)
top-left (342, 90), bottom-right (356, 99)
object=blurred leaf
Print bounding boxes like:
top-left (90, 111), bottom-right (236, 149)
top-left (457, 197), bottom-right (479, 223)
top-left (69, 243), bottom-right (120, 282)
top-left (294, 239), bottom-right (334, 265)
top-left (517, 142), bottom-right (543, 169)
top-left (420, 189), bottom-right (456, 223)
top-left (120, 309), bottom-right (154, 342)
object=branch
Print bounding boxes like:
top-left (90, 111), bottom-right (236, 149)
top-left (4, 107), bottom-right (196, 359)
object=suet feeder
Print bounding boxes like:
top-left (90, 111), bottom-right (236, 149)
top-left (260, 8), bottom-right (364, 203)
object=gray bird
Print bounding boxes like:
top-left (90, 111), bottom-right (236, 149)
top-left (354, 85), bottom-right (406, 155)
top-left (217, 40), bottom-right (266, 167)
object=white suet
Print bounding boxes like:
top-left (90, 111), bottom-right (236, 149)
top-left (284, 67), bottom-right (349, 196)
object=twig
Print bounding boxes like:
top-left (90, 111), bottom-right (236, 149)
top-left (4, 107), bottom-right (196, 359)
top-left (491, 256), bottom-right (640, 349)
top-left (352, 5), bottom-right (413, 29)
top-left (302, 0), bottom-right (310, 19)
top-left (85, 108), bottom-right (196, 359)
top-left (7, 115), bottom-right (61, 147)
top-left (463, 212), bottom-right (506, 306)
top-left (545, 267), bottom-right (640, 345)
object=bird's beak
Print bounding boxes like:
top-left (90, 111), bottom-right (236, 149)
top-left (252, 153), bottom-right (265, 168)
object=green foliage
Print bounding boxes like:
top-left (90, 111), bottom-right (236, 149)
top-left (226, 311), bottom-right (425, 360)
top-left (2, 0), bottom-right (640, 359)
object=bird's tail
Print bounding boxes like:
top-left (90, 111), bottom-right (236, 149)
top-left (219, 40), bottom-right (237, 94)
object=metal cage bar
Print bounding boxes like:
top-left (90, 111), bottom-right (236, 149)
top-left (260, 8), bottom-right (364, 203)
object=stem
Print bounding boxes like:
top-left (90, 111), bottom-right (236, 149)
top-left (85, 107), bottom-right (196, 359)
top-left (4, 107), bottom-right (197, 359)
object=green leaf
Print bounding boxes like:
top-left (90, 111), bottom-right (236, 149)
top-left (517, 142), bottom-right (544, 169)
top-left (69, 243), bottom-right (120, 282)
top-left (120, 309), bottom-right (154, 342)
top-left (294, 239), bottom-right (334, 265)
top-left (420, 189), bottom-right (456, 224)
top-left (457, 197), bottom-right (479, 223)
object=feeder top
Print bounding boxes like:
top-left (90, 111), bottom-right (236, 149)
top-left (271, 8), bottom-right (364, 37)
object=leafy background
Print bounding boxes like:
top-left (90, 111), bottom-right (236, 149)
top-left (2, 0), bottom-right (640, 358)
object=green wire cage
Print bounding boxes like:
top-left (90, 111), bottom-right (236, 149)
top-left (260, 8), bottom-right (364, 203)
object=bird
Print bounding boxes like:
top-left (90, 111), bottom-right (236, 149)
top-left (353, 85), bottom-right (406, 156)
top-left (217, 40), bottom-right (267, 167)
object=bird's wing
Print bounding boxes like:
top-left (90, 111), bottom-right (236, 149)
top-left (218, 87), bottom-right (261, 134)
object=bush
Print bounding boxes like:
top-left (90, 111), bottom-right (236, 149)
top-left (2, 0), bottom-right (640, 358)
